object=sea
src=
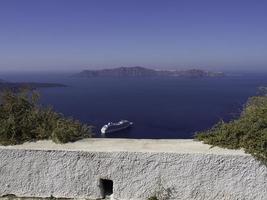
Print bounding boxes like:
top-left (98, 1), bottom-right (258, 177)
top-left (2, 71), bottom-right (267, 139)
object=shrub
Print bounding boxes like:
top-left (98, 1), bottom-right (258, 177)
top-left (147, 197), bottom-right (158, 200)
top-left (147, 178), bottom-right (173, 200)
top-left (195, 96), bottom-right (267, 164)
top-left (0, 88), bottom-right (93, 145)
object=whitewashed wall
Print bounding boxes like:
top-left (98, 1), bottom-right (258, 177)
top-left (0, 143), bottom-right (266, 200)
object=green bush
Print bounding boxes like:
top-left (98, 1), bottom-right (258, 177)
top-left (147, 197), bottom-right (158, 200)
top-left (195, 96), bottom-right (267, 164)
top-left (0, 89), bottom-right (93, 145)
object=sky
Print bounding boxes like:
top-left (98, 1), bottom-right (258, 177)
top-left (0, 0), bottom-right (267, 72)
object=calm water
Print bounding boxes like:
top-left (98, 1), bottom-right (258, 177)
top-left (2, 72), bottom-right (267, 139)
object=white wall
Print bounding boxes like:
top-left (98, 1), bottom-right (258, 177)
top-left (0, 144), bottom-right (266, 200)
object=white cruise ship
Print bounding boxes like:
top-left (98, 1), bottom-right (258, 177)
top-left (101, 120), bottom-right (133, 134)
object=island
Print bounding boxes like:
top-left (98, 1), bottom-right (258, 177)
top-left (74, 66), bottom-right (225, 78)
top-left (0, 80), bottom-right (66, 91)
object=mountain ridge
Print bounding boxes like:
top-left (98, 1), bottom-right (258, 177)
top-left (75, 66), bottom-right (225, 78)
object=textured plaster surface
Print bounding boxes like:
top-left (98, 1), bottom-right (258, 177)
top-left (0, 139), bottom-right (266, 200)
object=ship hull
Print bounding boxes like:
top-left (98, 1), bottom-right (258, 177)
top-left (101, 122), bottom-right (133, 134)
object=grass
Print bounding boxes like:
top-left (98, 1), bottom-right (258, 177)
top-left (0, 88), bottom-right (93, 145)
top-left (195, 95), bottom-right (267, 164)
top-left (0, 195), bottom-right (73, 200)
top-left (147, 197), bottom-right (158, 200)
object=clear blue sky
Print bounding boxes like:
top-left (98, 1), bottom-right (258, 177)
top-left (0, 0), bottom-right (267, 71)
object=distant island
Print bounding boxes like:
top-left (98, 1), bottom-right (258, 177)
top-left (0, 80), bottom-right (66, 91)
top-left (74, 66), bottom-right (225, 78)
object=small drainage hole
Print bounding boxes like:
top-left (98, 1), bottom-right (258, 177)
top-left (100, 179), bottom-right (113, 197)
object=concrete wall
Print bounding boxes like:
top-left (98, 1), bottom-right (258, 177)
top-left (0, 139), bottom-right (266, 200)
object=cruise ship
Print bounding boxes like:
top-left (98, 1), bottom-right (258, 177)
top-left (101, 120), bottom-right (133, 134)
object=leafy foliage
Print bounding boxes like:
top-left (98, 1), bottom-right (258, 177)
top-left (147, 178), bottom-right (173, 200)
top-left (147, 197), bottom-right (159, 200)
top-left (196, 96), bottom-right (267, 164)
top-left (0, 89), bottom-right (93, 145)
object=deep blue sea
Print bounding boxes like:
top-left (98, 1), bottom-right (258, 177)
top-left (2, 71), bottom-right (267, 139)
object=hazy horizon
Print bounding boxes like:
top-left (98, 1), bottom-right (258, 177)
top-left (1, 66), bottom-right (267, 74)
top-left (0, 0), bottom-right (267, 72)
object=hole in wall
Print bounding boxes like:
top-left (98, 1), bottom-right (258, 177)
top-left (100, 179), bottom-right (113, 198)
